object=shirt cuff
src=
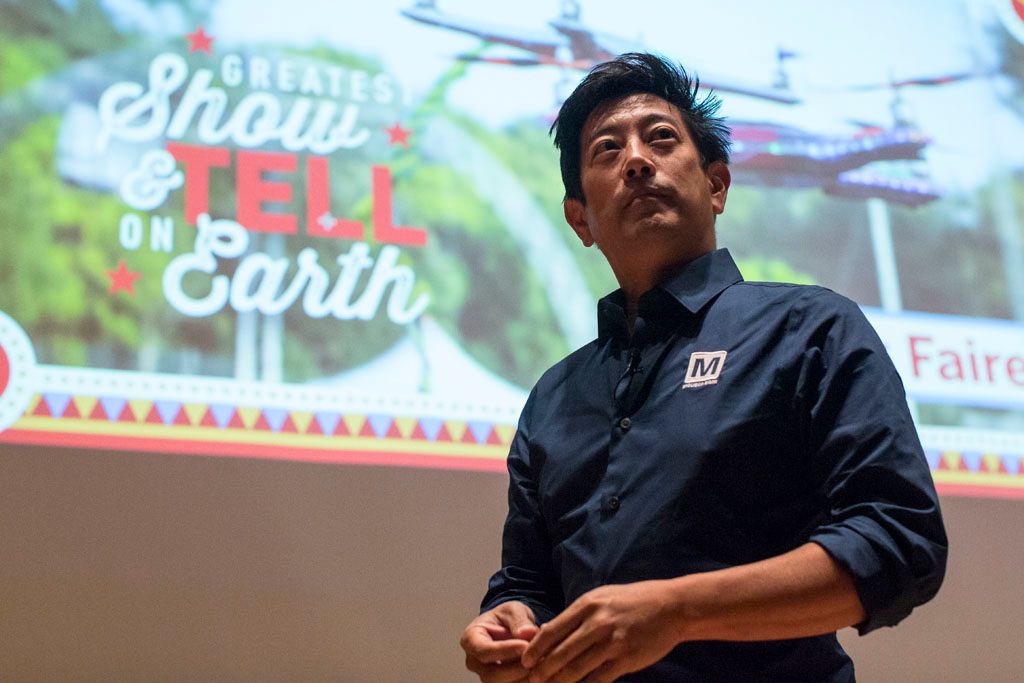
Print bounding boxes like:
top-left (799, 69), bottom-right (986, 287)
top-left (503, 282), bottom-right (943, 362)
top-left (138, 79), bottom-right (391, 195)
top-left (480, 596), bottom-right (557, 625)
top-left (809, 519), bottom-right (914, 635)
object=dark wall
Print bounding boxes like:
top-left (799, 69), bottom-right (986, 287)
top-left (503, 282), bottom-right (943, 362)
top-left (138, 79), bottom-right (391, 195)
top-left (1, 445), bottom-right (1021, 681)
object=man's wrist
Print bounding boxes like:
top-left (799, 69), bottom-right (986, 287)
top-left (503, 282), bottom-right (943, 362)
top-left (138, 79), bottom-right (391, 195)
top-left (661, 573), bottom-right (716, 643)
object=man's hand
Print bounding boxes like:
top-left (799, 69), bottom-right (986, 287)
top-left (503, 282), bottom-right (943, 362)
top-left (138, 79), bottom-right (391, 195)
top-left (520, 580), bottom-right (681, 683)
top-left (461, 601), bottom-right (541, 682)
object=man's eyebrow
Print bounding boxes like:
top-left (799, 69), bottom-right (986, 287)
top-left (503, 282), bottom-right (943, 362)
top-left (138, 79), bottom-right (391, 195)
top-left (585, 113), bottom-right (682, 145)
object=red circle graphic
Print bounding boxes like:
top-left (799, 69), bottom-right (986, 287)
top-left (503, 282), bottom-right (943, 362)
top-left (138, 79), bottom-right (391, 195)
top-left (0, 344), bottom-right (9, 399)
top-left (1015, 0), bottom-right (1024, 22)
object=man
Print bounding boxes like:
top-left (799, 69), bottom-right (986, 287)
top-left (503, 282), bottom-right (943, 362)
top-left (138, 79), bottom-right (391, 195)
top-left (460, 53), bottom-right (947, 682)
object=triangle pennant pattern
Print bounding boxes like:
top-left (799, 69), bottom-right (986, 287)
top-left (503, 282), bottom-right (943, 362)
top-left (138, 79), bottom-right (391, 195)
top-left (332, 416), bottom-right (351, 436)
top-left (154, 400), bottom-right (182, 426)
top-left (253, 412), bottom-right (272, 431)
top-left (1003, 455), bottom-right (1022, 476)
top-left (314, 412), bottom-right (341, 436)
top-left (446, 420), bottom-right (468, 442)
top-left (367, 414), bottom-right (393, 439)
top-left (44, 393), bottom-right (72, 419)
top-left (418, 417), bottom-right (443, 441)
top-left (263, 407), bottom-right (289, 432)
top-left (119, 402), bottom-right (138, 423)
top-left (209, 404), bottom-right (235, 429)
top-left (290, 411), bottom-right (313, 434)
top-left (129, 400), bottom-right (152, 423)
top-left (494, 425), bottom-right (516, 446)
top-left (17, 392), bottom-right (525, 455)
top-left (72, 396), bottom-right (98, 419)
top-left (467, 421), bottom-right (492, 445)
top-left (183, 403), bottom-right (207, 426)
top-left (939, 451), bottom-right (959, 470)
top-left (342, 414), bottom-right (366, 436)
top-left (392, 417), bottom-right (417, 439)
top-left (145, 405), bottom-right (164, 424)
top-left (88, 402), bottom-right (108, 421)
top-left (100, 397), bottom-right (126, 422)
top-left (32, 395), bottom-right (51, 416)
top-left (960, 452), bottom-right (982, 473)
top-left (236, 407), bottom-right (261, 430)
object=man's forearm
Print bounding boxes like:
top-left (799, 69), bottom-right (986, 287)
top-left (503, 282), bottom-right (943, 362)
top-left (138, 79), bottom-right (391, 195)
top-left (665, 542), bottom-right (866, 642)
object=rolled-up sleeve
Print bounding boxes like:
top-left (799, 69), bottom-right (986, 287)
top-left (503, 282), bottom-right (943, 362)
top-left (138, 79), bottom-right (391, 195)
top-left (480, 388), bottom-right (564, 623)
top-left (799, 294), bottom-right (948, 634)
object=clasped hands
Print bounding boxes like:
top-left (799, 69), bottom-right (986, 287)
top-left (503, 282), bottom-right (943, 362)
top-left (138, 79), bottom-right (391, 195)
top-left (460, 580), bottom-right (682, 683)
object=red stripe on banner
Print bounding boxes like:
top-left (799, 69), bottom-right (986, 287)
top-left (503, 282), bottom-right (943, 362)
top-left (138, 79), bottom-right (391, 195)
top-left (0, 429), bottom-right (508, 473)
top-left (935, 482), bottom-right (1024, 500)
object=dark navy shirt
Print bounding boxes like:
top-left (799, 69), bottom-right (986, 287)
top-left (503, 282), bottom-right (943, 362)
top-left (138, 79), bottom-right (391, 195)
top-left (481, 249), bottom-right (947, 682)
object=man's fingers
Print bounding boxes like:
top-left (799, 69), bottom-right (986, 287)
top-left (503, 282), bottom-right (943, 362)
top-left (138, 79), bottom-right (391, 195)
top-left (497, 602), bottom-right (540, 641)
top-left (482, 621), bottom-right (514, 639)
top-left (466, 628), bottom-right (530, 664)
top-left (525, 622), bottom-right (603, 683)
top-left (542, 640), bottom-right (609, 683)
top-left (583, 659), bottom-right (628, 683)
top-left (476, 661), bottom-right (532, 683)
top-left (513, 622), bottom-right (539, 640)
top-left (521, 607), bottom-right (582, 667)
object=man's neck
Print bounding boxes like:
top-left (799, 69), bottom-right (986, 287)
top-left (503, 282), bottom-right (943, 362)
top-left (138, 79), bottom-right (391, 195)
top-left (618, 249), bottom-right (714, 335)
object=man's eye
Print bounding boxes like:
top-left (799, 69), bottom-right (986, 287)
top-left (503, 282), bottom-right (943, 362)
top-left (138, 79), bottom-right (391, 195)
top-left (592, 140), bottom-right (618, 158)
top-left (653, 128), bottom-right (676, 141)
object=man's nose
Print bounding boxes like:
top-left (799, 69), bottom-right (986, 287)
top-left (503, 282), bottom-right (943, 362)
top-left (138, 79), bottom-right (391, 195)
top-left (623, 141), bottom-right (653, 180)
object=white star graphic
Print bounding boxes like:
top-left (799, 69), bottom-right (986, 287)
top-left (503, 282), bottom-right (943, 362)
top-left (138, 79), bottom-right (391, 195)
top-left (317, 212), bottom-right (337, 231)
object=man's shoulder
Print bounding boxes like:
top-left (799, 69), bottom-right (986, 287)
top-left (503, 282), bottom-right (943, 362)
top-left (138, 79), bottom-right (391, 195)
top-left (532, 337), bottom-right (603, 394)
top-left (725, 279), bottom-right (850, 304)
top-left (720, 280), bottom-right (865, 322)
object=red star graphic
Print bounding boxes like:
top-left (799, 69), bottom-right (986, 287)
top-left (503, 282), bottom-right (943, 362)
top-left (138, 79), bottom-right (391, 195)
top-left (107, 260), bottom-right (142, 296)
top-left (384, 122), bottom-right (412, 148)
top-left (186, 26), bottom-right (214, 54)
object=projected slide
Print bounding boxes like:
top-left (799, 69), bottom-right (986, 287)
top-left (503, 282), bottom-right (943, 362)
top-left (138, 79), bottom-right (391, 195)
top-left (1, 0), bottom-right (1023, 497)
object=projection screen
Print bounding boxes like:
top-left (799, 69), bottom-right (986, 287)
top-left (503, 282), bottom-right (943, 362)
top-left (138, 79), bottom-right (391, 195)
top-left (2, 0), bottom-right (1024, 500)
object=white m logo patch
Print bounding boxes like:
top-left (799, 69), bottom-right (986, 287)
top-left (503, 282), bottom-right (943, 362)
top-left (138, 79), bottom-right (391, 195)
top-left (683, 351), bottom-right (727, 388)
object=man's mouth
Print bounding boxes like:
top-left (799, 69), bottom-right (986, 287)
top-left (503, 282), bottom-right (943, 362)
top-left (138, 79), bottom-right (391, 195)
top-left (628, 188), bottom-right (669, 205)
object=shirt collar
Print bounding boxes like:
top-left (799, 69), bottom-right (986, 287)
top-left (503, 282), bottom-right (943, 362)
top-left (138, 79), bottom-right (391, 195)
top-left (597, 248), bottom-right (744, 341)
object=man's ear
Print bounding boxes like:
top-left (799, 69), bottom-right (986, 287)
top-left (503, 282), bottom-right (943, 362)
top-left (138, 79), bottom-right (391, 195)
top-left (706, 161), bottom-right (731, 215)
top-left (563, 198), bottom-right (594, 247)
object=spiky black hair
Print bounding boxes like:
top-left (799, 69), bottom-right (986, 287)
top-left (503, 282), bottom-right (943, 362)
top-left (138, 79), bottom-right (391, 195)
top-left (551, 52), bottom-right (731, 202)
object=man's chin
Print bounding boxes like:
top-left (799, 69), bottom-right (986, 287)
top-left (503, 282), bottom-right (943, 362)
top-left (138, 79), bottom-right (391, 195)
top-left (629, 212), bottom-right (678, 234)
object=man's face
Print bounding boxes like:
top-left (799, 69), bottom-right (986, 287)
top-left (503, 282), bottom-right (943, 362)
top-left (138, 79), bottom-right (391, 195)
top-left (564, 93), bottom-right (730, 280)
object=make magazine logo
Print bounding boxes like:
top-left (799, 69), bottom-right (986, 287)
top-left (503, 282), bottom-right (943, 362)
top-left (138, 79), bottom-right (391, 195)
top-left (683, 351), bottom-right (727, 389)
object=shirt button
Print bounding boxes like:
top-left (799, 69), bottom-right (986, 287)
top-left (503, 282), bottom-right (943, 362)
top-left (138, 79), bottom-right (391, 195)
top-left (618, 417), bottom-right (631, 430)
top-left (608, 496), bottom-right (620, 512)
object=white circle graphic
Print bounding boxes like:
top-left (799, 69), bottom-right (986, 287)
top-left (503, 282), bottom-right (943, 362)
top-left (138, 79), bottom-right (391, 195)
top-left (0, 311), bottom-right (37, 433)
